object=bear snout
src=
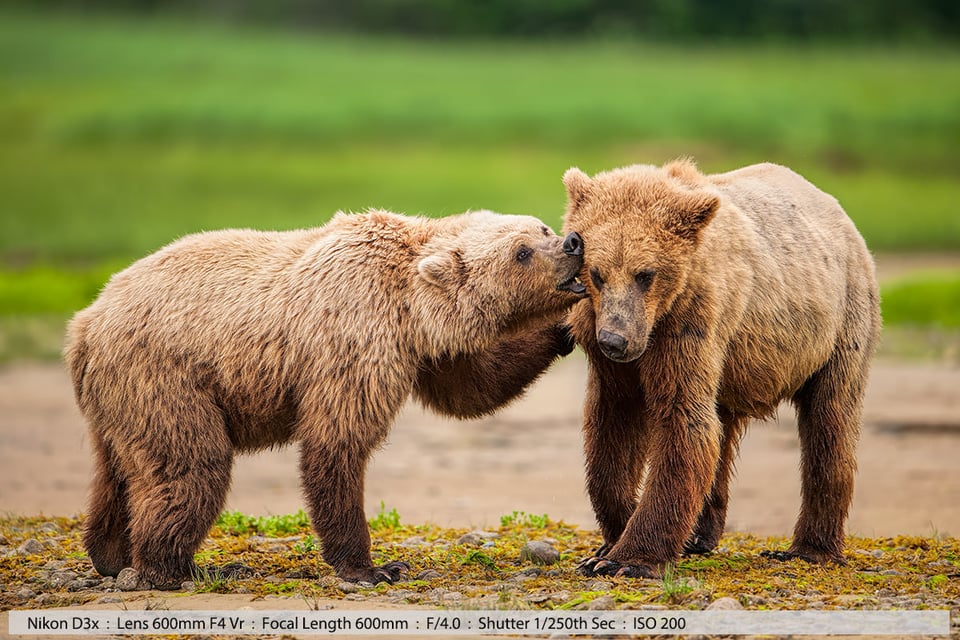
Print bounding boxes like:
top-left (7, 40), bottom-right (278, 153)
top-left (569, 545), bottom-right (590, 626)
top-left (597, 329), bottom-right (628, 360)
top-left (562, 231), bottom-right (583, 257)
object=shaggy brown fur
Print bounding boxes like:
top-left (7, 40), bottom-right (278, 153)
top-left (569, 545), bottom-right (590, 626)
top-left (561, 160), bottom-right (880, 578)
top-left (65, 209), bottom-right (585, 588)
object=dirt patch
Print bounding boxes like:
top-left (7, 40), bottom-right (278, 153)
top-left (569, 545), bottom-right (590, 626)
top-left (1, 356), bottom-right (959, 538)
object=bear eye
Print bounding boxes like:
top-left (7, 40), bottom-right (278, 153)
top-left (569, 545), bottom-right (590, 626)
top-left (589, 268), bottom-right (605, 290)
top-left (541, 226), bottom-right (550, 236)
top-left (515, 246), bottom-right (533, 263)
top-left (635, 269), bottom-right (656, 290)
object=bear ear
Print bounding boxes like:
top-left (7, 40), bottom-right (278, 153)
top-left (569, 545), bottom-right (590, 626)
top-left (668, 191), bottom-right (721, 242)
top-left (417, 253), bottom-right (457, 288)
top-left (563, 167), bottom-right (592, 209)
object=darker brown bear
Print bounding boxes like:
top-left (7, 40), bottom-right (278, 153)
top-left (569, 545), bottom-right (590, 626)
top-left (65, 209), bottom-right (586, 588)
top-left (562, 160), bottom-right (880, 577)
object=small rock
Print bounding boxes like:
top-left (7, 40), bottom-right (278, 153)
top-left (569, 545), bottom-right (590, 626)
top-left (588, 595), bottom-right (616, 610)
top-left (17, 539), bottom-right (44, 555)
top-left (871, 549), bottom-right (885, 558)
top-left (707, 596), bottom-right (743, 610)
top-left (17, 588), bottom-right (36, 600)
top-left (457, 530), bottom-right (499, 546)
top-left (637, 604), bottom-right (668, 610)
top-left (441, 591), bottom-right (463, 602)
top-left (38, 522), bottom-right (61, 534)
top-left (880, 569), bottom-right (902, 576)
top-left (400, 536), bottom-right (428, 548)
top-left (181, 581), bottom-right (196, 591)
top-left (44, 560), bottom-right (68, 571)
top-left (34, 593), bottom-right (57, 606)
top-left (527, 593), bottom-right (552, 604)
top-left (481, 540), bottom-right (495, 548)
top-left (115, 568), bottom-right (142, 592)
top-left (549, 590), bottom-right (571, 604)
top-left (742, 594), bottom-right (767, 606)
top-left (318, 575), bottom-right (340, 588)
top-left (898, 597), bottom-right (923, 607)
top-left (517, 567), bottom-right (542, 578)
top-left (416, 569), bottom-right (441, 581)
top-left (520, 541), bottom-right (560, 566)
top-left (97, 595), bottom-right (123, 604)
top-left (47, 570), bottom-right (79, 589)
top-left (587, 580), bottom-right (613, 591)
top-left (99, 577), bottom-right (115, 590)
top-left (876, 588), bottom-right (897, 598)
top-left (338, 582), bottom-right (359, 594)
top-left (344, 593), bottom-right (367, 601)
top-left (69, 578), bottom-right (102, 591)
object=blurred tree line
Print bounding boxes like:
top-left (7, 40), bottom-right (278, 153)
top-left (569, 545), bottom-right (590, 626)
top-left (11, 0), bottom-right (959, 40)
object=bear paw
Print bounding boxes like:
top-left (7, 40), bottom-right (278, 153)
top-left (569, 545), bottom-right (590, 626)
top-left (582, 558), bottom-right (657, 579)
top-left (760, 549), bottom-right (846, 565)
top-left (682, 534), bottom-right (718, 556)
top-left (371, 560), bottom-right (411, 584)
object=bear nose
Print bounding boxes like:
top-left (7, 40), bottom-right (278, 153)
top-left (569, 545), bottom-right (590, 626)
top-left (562, 232), bottom-right (583, 257)
top-left (597, 329), bottom-right (627, 359)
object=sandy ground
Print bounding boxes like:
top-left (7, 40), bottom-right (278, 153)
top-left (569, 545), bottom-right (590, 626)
top-left (1, 354), bottom-right (959, 538)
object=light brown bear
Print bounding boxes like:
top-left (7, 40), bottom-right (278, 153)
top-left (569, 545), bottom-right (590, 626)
top-left (65, 209), bottom-right (587, 588)
top-left (561, 160), bottom-right (880, 578)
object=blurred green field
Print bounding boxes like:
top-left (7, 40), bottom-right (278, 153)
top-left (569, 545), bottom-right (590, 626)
top-left (1, 10), bottom-right (959, 359)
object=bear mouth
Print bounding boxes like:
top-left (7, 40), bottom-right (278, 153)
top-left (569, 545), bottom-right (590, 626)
top-left (557, 275), bottom-right (587, 296)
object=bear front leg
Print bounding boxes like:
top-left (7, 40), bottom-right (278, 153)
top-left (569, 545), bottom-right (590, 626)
top-left (585, 400), bottom-right (722, 579)
top-left (299, 435), bottom-right (409, 584)
top-left (684, 409), bottom-right (748, 556)
top-left (578, 364), bottom-right (647, 574)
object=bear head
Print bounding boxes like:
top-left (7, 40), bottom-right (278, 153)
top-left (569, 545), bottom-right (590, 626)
top-left (561, 160), bottom-right (720, 362)
top-left (413, 210), bottom-right (586, 355)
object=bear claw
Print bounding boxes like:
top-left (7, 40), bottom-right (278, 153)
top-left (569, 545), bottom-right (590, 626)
top-left (584, 559), bottom-right (657, 579)
top-left (372, 561), bottom-right (410, 584)
top-left (682, 534), bottom-right (717, 556)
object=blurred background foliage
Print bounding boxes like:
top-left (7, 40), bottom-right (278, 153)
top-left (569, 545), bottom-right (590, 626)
top-left (0, 1), bottom-right (958, 360)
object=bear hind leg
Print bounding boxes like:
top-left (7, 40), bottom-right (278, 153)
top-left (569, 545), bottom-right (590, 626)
top-left (83, 435), bottom-right (132, 577)
top-left (776, 345), bottom-right (868, 565)
top-left (125, 412), bottom-right (234, 589)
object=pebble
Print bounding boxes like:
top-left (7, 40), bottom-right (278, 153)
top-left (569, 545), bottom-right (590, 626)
top-left (880, 569), bottom-right (902, 576)
top-left (344, 593), bottom-right (367, 601)
top-left (898, 597), bottom-right (923, 607)
top-left (636, 604), bottom-right (668, 610)
top-left (99, 577), bottom-right (115, 590)
top-left (520, 540), bottom-right (560, 566)
top-left (17, 588), bottom-right (36, 600)
top-left (871, 549), bottom-right (885, 558)
top-left (586, 580), bottom-right (613, 591)
top-left (742, 594), bottom-right (767, 606)
top-left (115, 568), bottom-right (142, 592)
top-left (548, 590), bottom-right (571, 604)
top-left (337, 582), bottom-right (360, 593)
top-left (69, 578), bottom-right (103, 591)
top-left (440, 591), bottom-right (463, 602)
top-left (588, 595), bottom-right (616, 610)
top-left (47, 570), bottom-right (79, 589)
top-left (707, 596), bottom-right (743, 610)
top-left (17, 539), bottom-right (44, 555)
top-left (457, 530), bottom-right (500, 546)
top-left (38, 522), bottom-right (61, 534)
top-left (97, 595), bottom-right (123, 604)
top-left (338, 582), bottom-right (359, 593)
top-left (181, 581), bottom-right (196, 591)
top-left (400, 536), bottom-right (429, 548)
top-left (416, 569), bottom-right (441, 581)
